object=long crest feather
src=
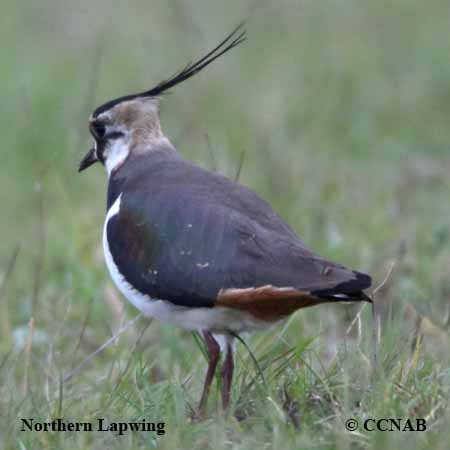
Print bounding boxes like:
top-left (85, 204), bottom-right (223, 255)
top-left (92, 23), bottom-right (246, 118)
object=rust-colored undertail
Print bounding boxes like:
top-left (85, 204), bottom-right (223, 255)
top-left (216, 285), bottom-right (331, 321)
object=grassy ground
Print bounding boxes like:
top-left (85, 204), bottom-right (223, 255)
top-left (1, 0), bottom-right (450, 448)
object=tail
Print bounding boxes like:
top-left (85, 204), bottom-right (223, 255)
top-left (312, 271), bottom-right (372, 303)
top-left (217, 275), bottom-right (372, 321)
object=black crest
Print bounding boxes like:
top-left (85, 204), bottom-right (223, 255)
top-left (92, 23), bottom-right (246, 118)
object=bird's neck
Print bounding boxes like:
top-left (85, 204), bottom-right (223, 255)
top-left (106, 141), bottom-right (182, 209)
top-left (130, 128), bottom-right (174, 156)
top-left (105, 128), bottom-right (175, 177)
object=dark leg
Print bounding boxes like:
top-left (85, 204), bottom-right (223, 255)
top-left (196, 331), bottom-right (220, 417)
top-left (220, 342), bottom-right (234, 411)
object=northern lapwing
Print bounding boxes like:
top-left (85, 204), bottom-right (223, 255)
top-left (79, 24), bottom-right (372, 416)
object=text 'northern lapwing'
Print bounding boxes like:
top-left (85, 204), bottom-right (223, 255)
top-left (79, 24), bottom-right (372, 417)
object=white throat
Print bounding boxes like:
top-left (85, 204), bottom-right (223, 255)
top-left (104, 138), bottom-right (130, 176)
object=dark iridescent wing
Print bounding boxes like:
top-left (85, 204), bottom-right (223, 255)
top-left (106, 154), bottom-right (371, 309)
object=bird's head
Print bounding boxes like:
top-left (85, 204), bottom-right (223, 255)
top-left (79, 24), bottom-right (246, 176)
top-left (80, 97), bottom-right (163, 175)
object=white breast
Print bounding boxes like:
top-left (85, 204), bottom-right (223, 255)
top-left (102, 194), bottom-right (268, 335)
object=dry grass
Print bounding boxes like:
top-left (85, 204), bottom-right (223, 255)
top-left (1, 0), bottom-right (450, 448)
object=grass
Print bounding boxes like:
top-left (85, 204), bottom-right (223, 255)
top-left (1, 0), bottom-right (450, 448)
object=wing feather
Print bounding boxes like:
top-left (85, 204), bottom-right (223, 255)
top-left (107, 153), bottom-right (371, 308)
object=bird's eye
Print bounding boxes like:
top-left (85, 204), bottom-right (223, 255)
top-left (90, 121), bottom-right (106, 140)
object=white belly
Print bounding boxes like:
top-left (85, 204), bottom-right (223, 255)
top-left (102, 194), bottom-right (267, 334)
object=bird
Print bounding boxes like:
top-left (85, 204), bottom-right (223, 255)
top-left (78, 24), bottom-right (372, 417)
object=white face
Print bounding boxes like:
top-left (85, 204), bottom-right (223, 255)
top-left (90, 115), bottom-right (131, 176)
top-left (96, 125), bottom-right (131, 175)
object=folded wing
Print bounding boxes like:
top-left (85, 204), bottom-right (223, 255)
top-left (106, 156), bottom-right (371, 310)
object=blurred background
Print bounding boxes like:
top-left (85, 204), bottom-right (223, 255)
top-left (1, 0), bottom-right (450, 448)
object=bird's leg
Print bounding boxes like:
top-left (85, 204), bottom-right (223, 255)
top-left (196, 331), bottom-right (220, 417)
top-left (220, 342), bottom-right (234, 411)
